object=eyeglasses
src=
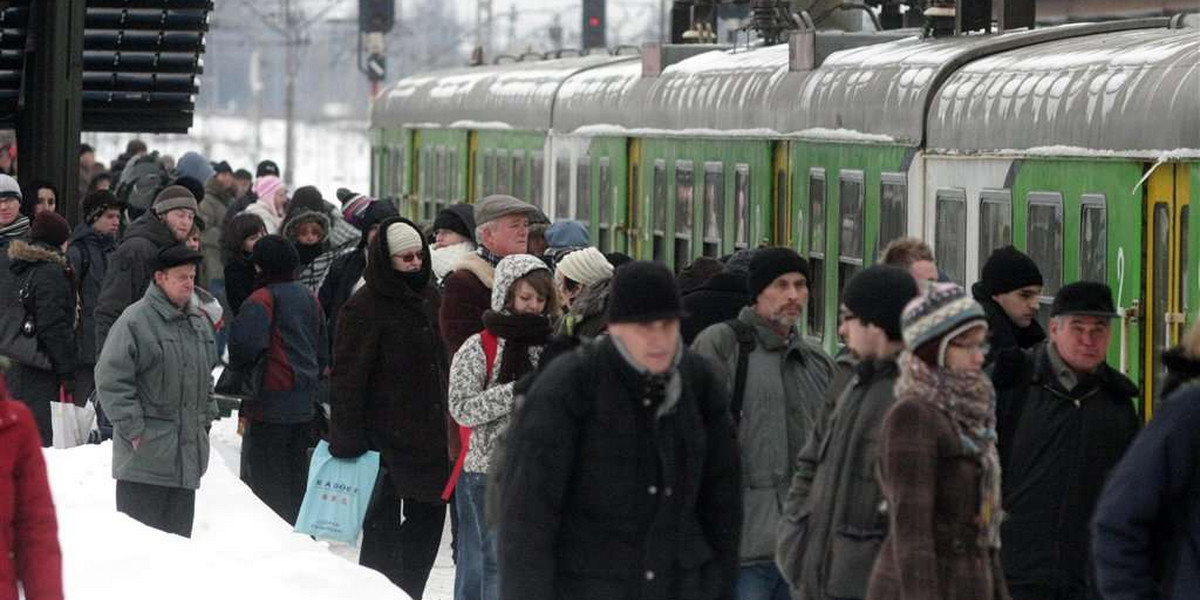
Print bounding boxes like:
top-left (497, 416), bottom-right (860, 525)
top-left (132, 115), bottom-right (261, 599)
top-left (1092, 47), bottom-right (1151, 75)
top-left (948, 340), bottom-right (990, 355)
top-left (394, 252), bottom-right (421, 263)
top-left (0, 196), bottom-right (18, 204)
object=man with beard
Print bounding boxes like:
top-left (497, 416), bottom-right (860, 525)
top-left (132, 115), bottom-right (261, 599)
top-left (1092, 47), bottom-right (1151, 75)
top-left (692, 247), bottom-right (834, 600)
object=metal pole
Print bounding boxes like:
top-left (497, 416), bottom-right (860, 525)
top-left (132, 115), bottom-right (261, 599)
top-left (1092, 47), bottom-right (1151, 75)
top-left (284, 0), bottom-right (297, 187)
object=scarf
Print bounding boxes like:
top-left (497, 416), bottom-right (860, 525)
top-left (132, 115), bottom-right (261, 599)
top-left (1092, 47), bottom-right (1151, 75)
top-left (482, 310), bottom-right (552, 384)
top-left (477, 245), bottom-right (503, 267)
top-left (894, 352), bottom-right (1003, 550)
top-left (295, 242), bottom-right (323, 266)
top-left (0, 214), bottom-right (30, 240)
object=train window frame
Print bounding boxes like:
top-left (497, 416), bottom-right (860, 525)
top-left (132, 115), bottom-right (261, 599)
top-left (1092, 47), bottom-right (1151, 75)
top-left (774, 164), bottom-right (788, 246)
top-left (530, 154), bottom-right (544, 208)
top-left (978, 189), bottom-right (1013, 274)
top-left (878, 172), bottom-right (907, 250)
top-left (703, 161), bottom-right (724, 257)
top-left (447, 147), bottom-right (458, 205)
top-left (496, 148), bottom-right (511, 195)
top-left (1080, 194), bottom-right (1107, 283)
top-left (435, 146), bottom-right (446, 203)
top-left (935, 188), bottom-right (968, 285)
top-left (735, 164), bottom-right (750, 249)
top-left (511, 149), bottom-right (527, 200)
top-left (837, 170), bottom-right (866, 325)
top-left (1182, 205), bottom-right (1190, 315)
top-left (423, 146), bottom-right (434, 220)
top-left (598, 156), bottom-right (613, 252)
top-left (555, 156), bottom-right (570, 219)
top-left (675, 160), bottom-right (695, 272)
top-left (482, 148), bottom-right (495, 198)
top-left (1026, 191), bottom-right (1064, 327)
top-left (653, 159), bottom-right (667, 262)
top-left (576, 156), bottom-right (592, 225)
top-left (807, 168), bottom-right (826, 342)
top-left (393, 145), bottom-right (405, 196)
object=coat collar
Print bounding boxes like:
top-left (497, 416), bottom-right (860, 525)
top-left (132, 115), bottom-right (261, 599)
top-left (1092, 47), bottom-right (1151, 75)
top-left (737, 305), bottom-right (812, 358)
top-left (145, 283), bottom-right (200, 322)
top-left (1029, 341), bottom-right (1139, 400)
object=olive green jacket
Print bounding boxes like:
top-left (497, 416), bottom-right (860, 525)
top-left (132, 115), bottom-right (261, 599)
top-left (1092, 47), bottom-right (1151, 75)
top-left (96, 283), bottom-right (218, 490)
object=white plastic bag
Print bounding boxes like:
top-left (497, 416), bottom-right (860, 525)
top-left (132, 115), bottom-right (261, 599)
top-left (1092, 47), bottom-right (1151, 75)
top-left (51, 399), bottom-right (96, 449)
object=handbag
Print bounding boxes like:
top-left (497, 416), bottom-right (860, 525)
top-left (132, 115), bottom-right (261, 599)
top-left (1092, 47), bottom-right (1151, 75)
top-left (215, 288), bottom-right (274, 402)
top-left (0, 275), bottom-right (51, 370)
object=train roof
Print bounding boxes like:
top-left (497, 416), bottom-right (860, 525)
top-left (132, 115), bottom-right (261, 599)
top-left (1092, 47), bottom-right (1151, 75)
top-left (927, 27), bottom-right (1200, 158)
top-left (372, 54), bottom-right (636, 132)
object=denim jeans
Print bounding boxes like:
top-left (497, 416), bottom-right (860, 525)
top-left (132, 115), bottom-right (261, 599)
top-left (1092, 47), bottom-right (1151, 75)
top-left (454, 472), bottom-right (498, 600)
top-left (737, 562), bottom-right (791, 600)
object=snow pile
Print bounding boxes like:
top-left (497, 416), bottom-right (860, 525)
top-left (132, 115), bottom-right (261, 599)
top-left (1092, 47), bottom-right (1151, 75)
top-left (44, 433), bottom-right (410, 600)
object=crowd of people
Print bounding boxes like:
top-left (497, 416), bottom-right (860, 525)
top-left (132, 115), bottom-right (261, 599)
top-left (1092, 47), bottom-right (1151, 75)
top-left (0, 139), bottom-right (1197, 600)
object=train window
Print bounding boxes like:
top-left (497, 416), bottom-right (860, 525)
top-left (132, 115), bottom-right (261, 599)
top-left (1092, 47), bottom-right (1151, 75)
top-left (394, 146), bottom-right (405, 196)
top-left (576, 156), bottom-right (591, 225)
top-left (978, 189), bottom-right (1012, 273)
top-left (530, 154), bottom-right (543, 208)
top-left (599, 157), bottom-right (612, 252)
top-left (703, 162), bottom-right (724, 257)
top-left (878, 173), bottom-right (907, 249)
top-left (808, 168), bottom-right (826, 342)
top-left (735, 164), bottom-right (750, 249)
top-left (1026, 192), bottom-right (1064, 327)
top-left (653, 159), bottom-right (667, 262)
top-left (675, 160), bottom-right (694, 272)
top-left (1080, 195), bottom-right (1107, 282)
top-left (446, 148), bottom-right (456, 204)
top-left (555, 156), bottom-right (570, 219)
top-left (435, 147), bottom-right (446, 202)
top-left (482, 149), bottom-right (495, 198)
top-left (935, 188), bottom-right (967, 285)
top-left (497, 149), bottom-right (511, 195)
top-left (838, 171), bottom-right (866, 315)
top-left (512, 149), bottom-right (527, 200)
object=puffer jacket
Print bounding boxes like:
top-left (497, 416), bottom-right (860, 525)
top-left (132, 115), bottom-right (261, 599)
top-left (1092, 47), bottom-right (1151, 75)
top-left (94, 211), bottom-right (179, 355)
top-left (692, 306), bottom-right (834, 564)
top-left (66, 224), bottom-right (116, 366)
top-left (448, 254), bottom-right (548, 474)
top-left (778, 356), bottom-right (902, 600)
top-left (0, 397), bottom-right (62, 600)
top-left (7, 241), bottom-right (77, 420)
top-left (95, 283), bottom-right (219, 490)
top-left (556, 276), bottom-right (612, 339)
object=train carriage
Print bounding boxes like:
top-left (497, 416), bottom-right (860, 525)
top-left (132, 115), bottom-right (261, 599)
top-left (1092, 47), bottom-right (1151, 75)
top-left (370, 16), bottom-right (1199, 416)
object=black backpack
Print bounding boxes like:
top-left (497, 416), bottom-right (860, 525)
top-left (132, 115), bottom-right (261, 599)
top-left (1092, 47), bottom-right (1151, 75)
top-left (114, 151), bottom-right (170, 215)
top-left (724, 318), bottom-right (757, 428)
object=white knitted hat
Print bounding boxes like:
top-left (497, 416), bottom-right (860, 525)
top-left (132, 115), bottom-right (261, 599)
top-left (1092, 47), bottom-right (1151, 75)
top-left (385, 221), bottom-right (423, 255)
top-left (556, 247), bottom-right (613, 287)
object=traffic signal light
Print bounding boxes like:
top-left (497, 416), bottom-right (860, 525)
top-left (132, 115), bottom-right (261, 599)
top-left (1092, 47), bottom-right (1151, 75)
top-left (582, 0), bottom-right (606, 49)
top-left (359, 0), bottom-right (394, 33)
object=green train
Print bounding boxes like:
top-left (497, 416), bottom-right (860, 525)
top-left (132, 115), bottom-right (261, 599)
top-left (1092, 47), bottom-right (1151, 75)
top-left (368, 17), bottom-right (1199, 419)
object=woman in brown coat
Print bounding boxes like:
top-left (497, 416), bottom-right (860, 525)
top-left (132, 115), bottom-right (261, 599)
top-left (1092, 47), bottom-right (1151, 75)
top-left (867, 283), bottom-right (1009, 600)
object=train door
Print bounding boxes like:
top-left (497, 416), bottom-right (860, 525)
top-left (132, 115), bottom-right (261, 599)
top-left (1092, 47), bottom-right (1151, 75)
top-left (1144, 164), bottom-right (1191, 419)
top-left (627, 138), bottom-right (643, 257)
top-left (773, 141), bottom-right (792, 248)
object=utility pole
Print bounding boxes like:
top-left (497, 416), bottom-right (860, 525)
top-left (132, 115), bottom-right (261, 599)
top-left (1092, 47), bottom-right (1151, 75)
top-left (476, 0), bottom-right (494, 60)
top-left (508, 4), bottom-right (518, 51)
top-left (284, 1), bottom-right (298, 188)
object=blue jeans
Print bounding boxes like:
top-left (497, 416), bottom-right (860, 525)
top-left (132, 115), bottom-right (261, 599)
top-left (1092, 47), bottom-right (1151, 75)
top-left (454, 472), bottom-right (498, 600)
top-left (737, 562), bottom-right (790, 600)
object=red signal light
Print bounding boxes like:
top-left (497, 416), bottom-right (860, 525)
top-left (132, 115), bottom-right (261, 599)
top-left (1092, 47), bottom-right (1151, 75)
top-left (589, 16), bottom-right (601, 27)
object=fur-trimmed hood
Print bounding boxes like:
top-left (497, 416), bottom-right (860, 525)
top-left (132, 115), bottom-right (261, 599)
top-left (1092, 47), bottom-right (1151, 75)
top-left (282, 208), bottom-right (331, 245)
top-left (453, 251), bottom-right (495, 290)
top-left (7, 239), bottom-right (67, 270)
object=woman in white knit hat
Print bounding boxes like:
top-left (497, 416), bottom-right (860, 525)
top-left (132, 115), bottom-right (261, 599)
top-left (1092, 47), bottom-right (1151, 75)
top-left (554, 246), bottom-right (615, 338)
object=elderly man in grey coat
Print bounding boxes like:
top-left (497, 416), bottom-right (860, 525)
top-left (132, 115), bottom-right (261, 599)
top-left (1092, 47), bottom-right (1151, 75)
top-left (692, 247), bottom-right (834, 600)
top-left (96, 245), bottom-right (218, 538)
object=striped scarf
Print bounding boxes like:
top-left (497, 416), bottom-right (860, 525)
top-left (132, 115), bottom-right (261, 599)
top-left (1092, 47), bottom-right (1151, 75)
top-left (895, 351), bottom-right (1004, 549)
top-left (0, 215), bottom-right (29, 240)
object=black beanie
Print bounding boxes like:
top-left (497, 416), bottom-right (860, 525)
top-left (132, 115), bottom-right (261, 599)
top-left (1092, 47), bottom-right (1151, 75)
top-left (606, 261), bottom-right (686, 324)
top-left (980, 246), bottom-right (1043, 296)
top-left (433, 203), bottom-right (476, 243)
top-left (250, 234), bottom-right (300, 281)
top-left (748, 247), bottom-right (809, 303)
top-left (30, 211), bottom-right (70, 247)
top-left (82, 189), bottom-right (125, 224)
top-left (842, 265), bottom-right (919, 341)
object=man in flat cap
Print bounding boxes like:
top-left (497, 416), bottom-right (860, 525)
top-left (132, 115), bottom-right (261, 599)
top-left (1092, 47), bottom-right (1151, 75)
top-left (96, 245), bottom-right (219, 537)
top-left (993, 281), bottom-right (1140, 600)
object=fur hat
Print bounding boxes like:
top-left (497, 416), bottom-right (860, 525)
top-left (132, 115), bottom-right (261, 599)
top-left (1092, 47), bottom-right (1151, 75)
top-left (29, 211), bottom-right (70, 247)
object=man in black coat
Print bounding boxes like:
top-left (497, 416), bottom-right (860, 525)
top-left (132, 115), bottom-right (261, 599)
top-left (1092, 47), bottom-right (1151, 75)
top-left (973, 246), bottom-right (1046, 368)
top-left (497, 261), bottom-right (742, 600)
top-left (995, 281), bottom-right (1140, 600)
top-left (681, 250), bottom-right (754, 345)
top-left (67, 190), bottom-right (125, 405)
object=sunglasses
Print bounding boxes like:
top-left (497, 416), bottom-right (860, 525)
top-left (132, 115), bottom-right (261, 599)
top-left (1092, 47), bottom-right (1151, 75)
top-left (394, 252), bottom-right (421, 263)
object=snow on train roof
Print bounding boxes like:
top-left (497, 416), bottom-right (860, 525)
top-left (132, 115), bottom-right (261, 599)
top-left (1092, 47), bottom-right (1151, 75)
top-left (927, 27), bottom-right (1200, 156)
top-left (372, 54), bottom-right (635, 132)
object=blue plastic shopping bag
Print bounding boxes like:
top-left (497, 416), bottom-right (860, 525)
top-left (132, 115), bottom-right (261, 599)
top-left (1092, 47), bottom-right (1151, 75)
top-left (294, 440), bottom-right (381, 543)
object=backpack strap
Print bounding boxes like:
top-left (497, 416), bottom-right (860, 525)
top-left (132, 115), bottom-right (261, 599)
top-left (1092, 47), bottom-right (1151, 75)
top-left (725, 318), bottom-right (757, 427)
top-left (481, 329), bottom-right (499, 382)
top-left (441, 329), bottom-right (500, 502)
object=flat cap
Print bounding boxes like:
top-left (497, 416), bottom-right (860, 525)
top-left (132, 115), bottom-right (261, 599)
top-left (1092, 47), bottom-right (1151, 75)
top-left (474, 194), bottom-right (539, 226)
top-left (153, 244), bottom-right (203, 272)
top-left (1051, 281), bottom-right (1119, 318)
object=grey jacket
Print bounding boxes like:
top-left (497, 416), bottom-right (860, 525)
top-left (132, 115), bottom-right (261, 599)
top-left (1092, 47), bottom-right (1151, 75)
top-left (777, 356), bottom-right (901, 600)
top-left (96, 283), bottom-right (219, 490)
top-left (692, 307), bottom-right (835, 564)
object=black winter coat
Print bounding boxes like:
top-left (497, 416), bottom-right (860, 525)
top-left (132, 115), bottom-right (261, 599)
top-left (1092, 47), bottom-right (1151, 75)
top-left (66, 224), bottom-right (116, 365)
top-left (328, 217), bottom-right (449, 504)
top-left (94, 212), bottom-right (179, 355)
top-left (497, 336), bottom-right (742, 600)
top-left (972, 282), bottom-right (1046, 370)
top-left (223, 255), bottom-right (256, 316)
top-left (681, 271), bottom-right (748, 345)
top-left (317, 246), bottom-right (366, 342)
top-left (1092, 352), bottom-right (1200, 600)
top-left (7, 241), bottom-right (77, 403)
top-left (995, 342), bottom-right (1140, 598)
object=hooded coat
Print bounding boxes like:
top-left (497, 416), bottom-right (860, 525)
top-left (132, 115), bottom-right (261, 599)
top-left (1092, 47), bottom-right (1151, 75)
top-left (557, 277), bottom-right (612, 339)
top-left (94, 211), bottom-right (179, 355)
top-left (448, 254), bottom-right (547, 474)
top-left (0, 397), bottom-right (62, 600)
top-left (6, 240), bottom-right (77, 443)
top-left (243, 196), bottom-right (284, 234)
top-left (328, 216), bottom-right (450, 503)
top-left (282, 208), bottom-right (336, 292)
top-left (66, 223), bottom-right (117, 367)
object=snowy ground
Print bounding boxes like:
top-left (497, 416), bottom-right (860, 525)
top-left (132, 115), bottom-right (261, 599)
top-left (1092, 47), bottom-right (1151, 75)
top-left (45, 414), bottom-right (457, 600)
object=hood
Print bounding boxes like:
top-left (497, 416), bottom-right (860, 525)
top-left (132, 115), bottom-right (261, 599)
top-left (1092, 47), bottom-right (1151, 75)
top-left (431, 240), bottom-right (475, 280)
top-left (570, 276), bottom-right (612, 320)
top-left (365, 216), bottom-right (431, 299)
top-left (282, 208), bottom-right (331, 245)
top-left (491, 254), bottom-right (550, 313)
top-left (175, 151), bottom-right (214, 183)
top-left (8, 239), bottom-right (66, 273)
top-left (124, 211), bottom-right (177, 247)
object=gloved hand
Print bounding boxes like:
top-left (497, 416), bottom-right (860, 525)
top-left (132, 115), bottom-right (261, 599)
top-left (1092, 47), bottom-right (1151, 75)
top-left (329, 439), bottom-right (368, 459)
